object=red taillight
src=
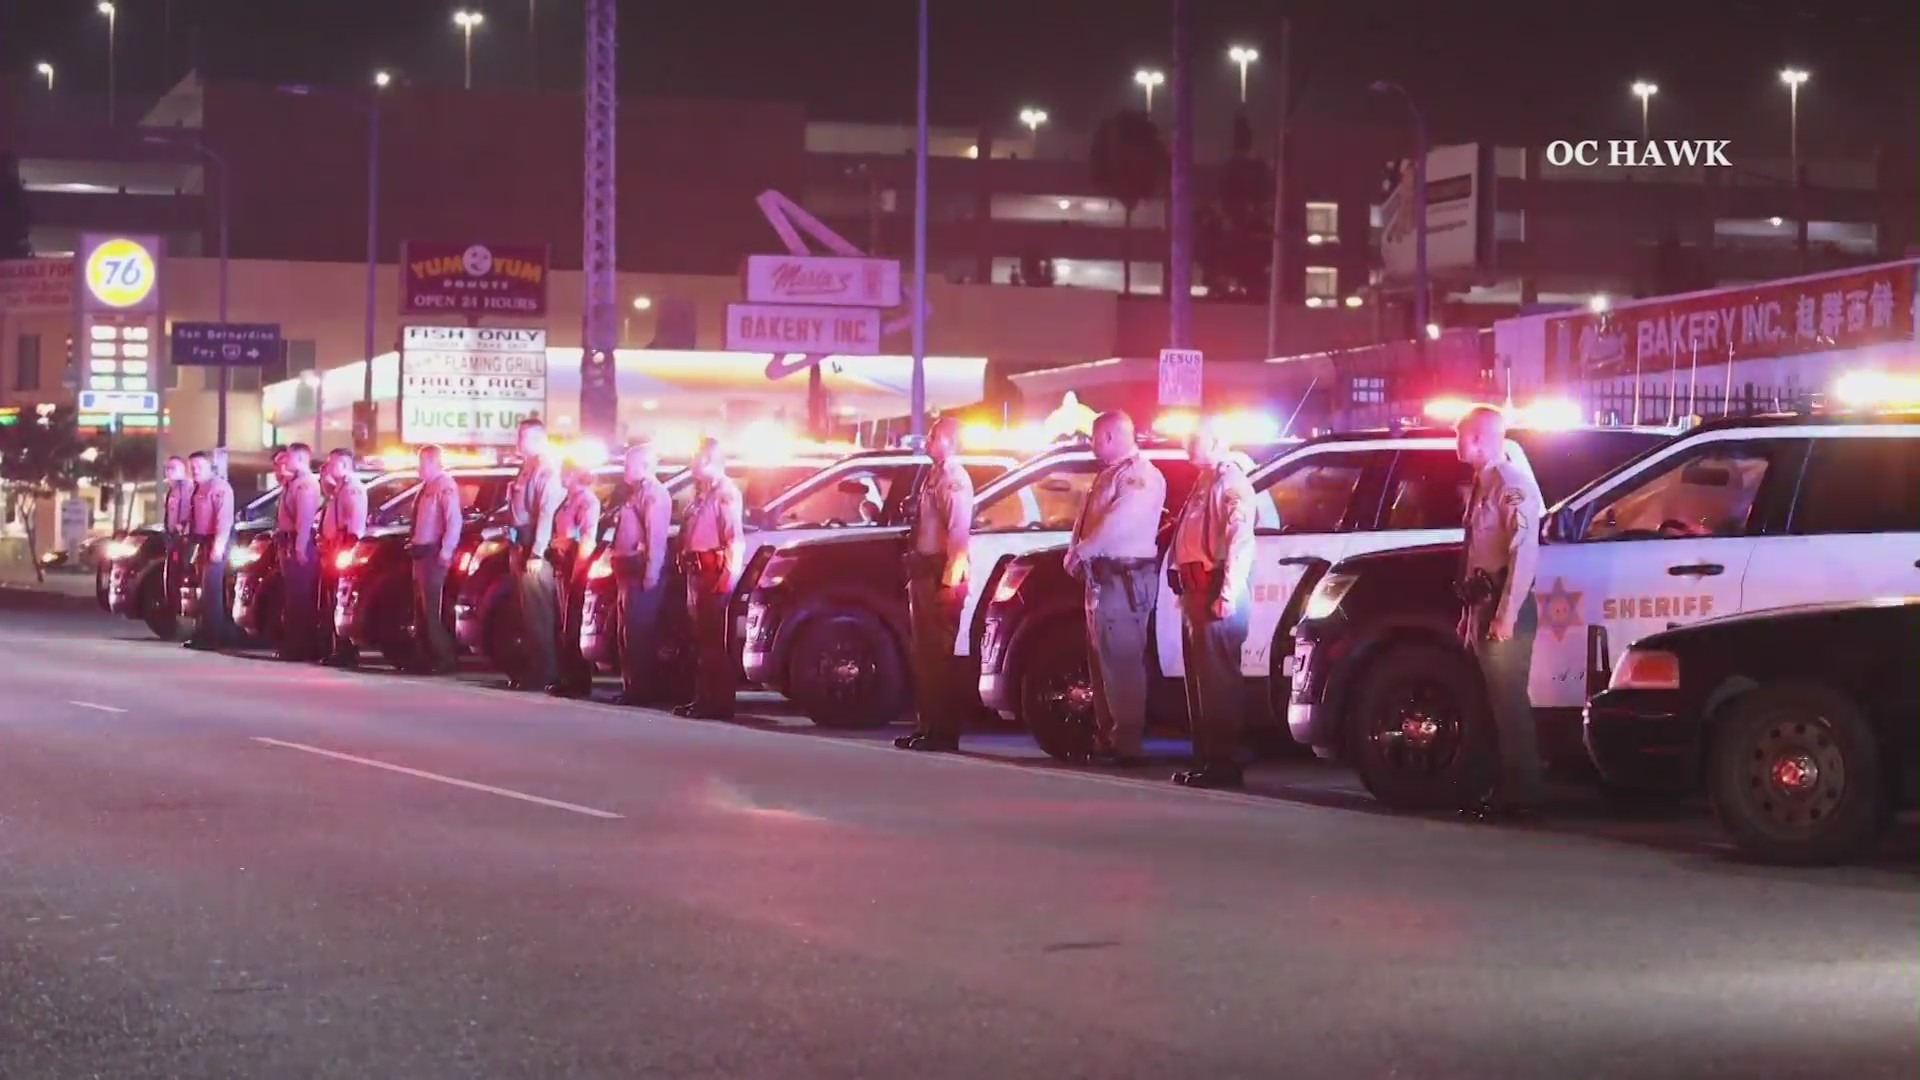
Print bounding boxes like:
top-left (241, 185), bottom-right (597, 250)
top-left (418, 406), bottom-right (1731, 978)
top-left (457, 545), bottom-right (480, 576)
top-left (333, 547), bottom-right (356, 572)
top-left (1609, 648), bottom-right (1681, 691)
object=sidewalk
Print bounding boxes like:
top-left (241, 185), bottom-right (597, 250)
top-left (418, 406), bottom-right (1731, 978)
top-left (0, 559), bottom-right (104, 609)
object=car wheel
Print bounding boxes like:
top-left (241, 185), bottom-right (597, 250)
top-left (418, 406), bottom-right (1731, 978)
top-left (1707, 683), bottom-right (1883, 866)
top-left (788, 613), bottom-right (906, 729)
top-left (1019, 626), bottom-right (1097, 762)
top-left (1255, 630), bottom-right (1309, 758)
top-left (1347, 643), bottom-right (1493, 811)
top-left (139, 569), bottom-right (181, 641)
top-left (95, 564), bottom-right (111, 611)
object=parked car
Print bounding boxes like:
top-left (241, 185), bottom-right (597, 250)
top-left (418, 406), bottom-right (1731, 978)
top-left (230, 470), bottom-right (420, 649)
top-left (455, 456), bottom-right (834, 686)
top-left (738, 440), bottom-right (1281, 729)
top-left (1586, 598), bottom-right (1920, 864)
top-left (975, 424), bottom-right (1668, 761)
top-left (1287, 410), bottom-right (1920, 811)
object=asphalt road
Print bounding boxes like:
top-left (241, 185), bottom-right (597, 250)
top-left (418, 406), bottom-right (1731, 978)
top-left (3, 598), bottom-right (1916, 1080)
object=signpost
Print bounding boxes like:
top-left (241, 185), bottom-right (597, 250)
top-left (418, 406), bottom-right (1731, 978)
top-left (400, 241), bottom-right (551, 317)
top-left (170, 322), bottom-right (283, 366)
top-left (398, 325), bottom-right (547, 447)
top-left (79, 389), bottom-right (160, 414)
top-left (725, 303), bottom-right (881, 355)
top-left (743, 254), bottom-right (901, 309)
top-left (1157, 347), bottom-right (1204, 407)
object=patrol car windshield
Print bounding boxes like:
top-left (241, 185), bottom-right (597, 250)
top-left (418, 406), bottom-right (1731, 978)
top-left (666, 463), bottom-right (832, 519)
top-left (972, 459), bottom-right (1103, 533)
top-left (766, 465), bottom-right (906, 529)
top-left (373, 473), bottom-right (512, 527)
top-left (238, 489), bottom-right (280, 525)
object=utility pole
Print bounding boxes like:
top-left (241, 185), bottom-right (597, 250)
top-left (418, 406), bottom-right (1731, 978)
top-left (1167, 0), bottom-right (1194, 349)
top-left (909, 0), bottom-right (929, 437)
top-left (1263, 16), bottom-right (1292, 358)
top-left (579, 0), bottom-right (619, 438)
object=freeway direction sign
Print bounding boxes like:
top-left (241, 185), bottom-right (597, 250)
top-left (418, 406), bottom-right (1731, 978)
top-left (171, 322), bottom-right (284, 367)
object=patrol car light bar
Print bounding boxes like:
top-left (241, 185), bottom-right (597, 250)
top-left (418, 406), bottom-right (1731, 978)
top-left (1152, 409), bottom-right (1281, 444)
top-left (1834, 370), bottom-right (1920, 410)
top-left (1422, 396), bottom-right (1582, 431)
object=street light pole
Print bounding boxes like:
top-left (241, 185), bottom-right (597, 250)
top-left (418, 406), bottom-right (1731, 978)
top-left (1228, 45), bottom-right (1259, 106)
top-left (364, 80), bottom-right (383, 414)
top-left (98, 2), bottom-right (116, 124)
top-left (1632, 80), bottom-right (1658, 141)
top-left (1370, 81), bottom-right (1428, 346)
top-left (455, 11), bottom-right (485, 90)
top-left (1780, 68), bottom-right (1809, 271)
top-left (909, 0), bottom-right (929, 437)
top-left (146, 133), bottom-right (230, 445)
top-left (1133, 69), bottom-right (1165, 113)
top-left (36, 62), bottom-right (54, 91)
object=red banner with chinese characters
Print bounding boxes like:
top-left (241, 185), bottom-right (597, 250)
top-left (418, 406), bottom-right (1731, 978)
top-left (401, 241), bottom-right (550, 317)
top-left (1544, 263), bottom-right (1917, 378)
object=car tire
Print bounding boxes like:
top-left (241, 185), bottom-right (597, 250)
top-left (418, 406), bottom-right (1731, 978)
top-left (1019, 624), bottom-right (1097, 762)
top-left (788, 612), bottom-right (906, 729)
top-left (1347, 642), bottom-right (1493, 811)
top-left (139, 569), bottom-right (180, 641)
top-left (1707, 683), bottom-right (1883, 866)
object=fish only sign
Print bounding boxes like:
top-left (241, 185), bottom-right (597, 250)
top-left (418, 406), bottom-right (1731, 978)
top-left (399, 326), bottom-right (548, 447)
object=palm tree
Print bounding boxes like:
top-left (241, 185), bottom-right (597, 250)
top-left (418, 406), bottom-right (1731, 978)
top-left (1089, 110), bottom-right (1168, 296)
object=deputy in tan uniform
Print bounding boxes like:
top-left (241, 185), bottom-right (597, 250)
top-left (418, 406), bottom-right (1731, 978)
top-left (610, 441), bottom-right (672, 706)
top-left (1455, 404), bottom-right (1546, 819)
top-left (275, 443), bottom-right (325, 661)
top-left (158, 455), bottom-right (193, 630)
top-left (408, 444), bottom-right (465, 674)
top-left (895, 415), bottom-right (975, 753)
top-left (506, 418), bottom-right (567, 691)
top-left (317, 449), bottom-right (367, 667)
top-left (1168, 418), bottom-right (1256, 790)
top-left (676, 437), bottom-right (743, 719)
top-left (183, 451), bottom-right (236, 651)
top-left (548, 464), bottom-right (603, 698)
top-left (1064, 410), bottom-right (1166, 765)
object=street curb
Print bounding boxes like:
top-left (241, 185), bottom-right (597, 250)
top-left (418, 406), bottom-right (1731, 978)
top-left (0, 583), bottom-right (107, 611)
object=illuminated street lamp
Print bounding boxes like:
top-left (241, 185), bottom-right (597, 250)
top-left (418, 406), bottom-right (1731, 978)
top-left (1134, 68), bottom-right (1165, 113)
top-left (1631, 80), bottom-right (1658, 141)
top-left (623, 295), bottom-right (653, 346)
top-left (35, 62), bottom-right (53, 91)
top-left (1779, 68), bottom-right (1809, 179)
top-left (1228, 45), bottom-right (1259, 105)
top-left (454, 10), bottom-right (486, 90)
top-left (374, 69), bottom-right (393, 88)
top-left (1018, 107), bottom-right (1048, 133)
top-left (1588, 293), bottom-right (1611, 314)
top-left (97, 2), bottom-right (116, 124)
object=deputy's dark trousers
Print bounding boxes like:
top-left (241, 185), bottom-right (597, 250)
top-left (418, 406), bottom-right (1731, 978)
top-left (411, 553), bottom-right (456, 672)
top-left (1180, 582), bottom-right (1250, 771)
top-left (907, 575), bottom-right (965, 739)
top-left (1085, 563), bottom-right (1155, 757)
top-left (686, 565), bottom-right (735, 715)
top-left (1468, 594), bottom-right (1542, 806)
top-left (277, 544), bottom-right (320, 661)
top-left (552, 547), bottom-right (593, 694)
top-left (515, 556), bottom-right (560, 689)
top-left (615, 559), bottom-right (667, 702)
top-left (187, 545), bottom-right (231, 648)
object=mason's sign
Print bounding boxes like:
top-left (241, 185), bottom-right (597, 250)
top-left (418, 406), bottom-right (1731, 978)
top-left (1545, 140), bottom-right (1732, 168)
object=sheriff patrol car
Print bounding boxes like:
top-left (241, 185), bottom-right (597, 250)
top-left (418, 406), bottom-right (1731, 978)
top-left (1288, 409), bottom-right (1920, 810)
top-left (976, 424), bottom-right (1668, 759)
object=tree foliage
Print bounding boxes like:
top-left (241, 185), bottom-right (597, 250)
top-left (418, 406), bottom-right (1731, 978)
top-left (1089, 110), bottom-right (1168, 295)
top-left (1196, 114), bottom-right (1274, 301)
top-left (0, 151), bottom-right (31, 260)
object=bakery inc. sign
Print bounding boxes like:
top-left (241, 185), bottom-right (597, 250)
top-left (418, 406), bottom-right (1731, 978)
top-left (401, 241), bottom-right (549, 317)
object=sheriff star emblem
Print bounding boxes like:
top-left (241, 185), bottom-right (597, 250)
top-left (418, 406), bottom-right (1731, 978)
top-left (1535, 576), bottom-right (1584, 642)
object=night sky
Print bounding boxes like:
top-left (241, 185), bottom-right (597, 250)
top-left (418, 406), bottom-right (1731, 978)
top-left (4, 0), bottom-right (1915, 158)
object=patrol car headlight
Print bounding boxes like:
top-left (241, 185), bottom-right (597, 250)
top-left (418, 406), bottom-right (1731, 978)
top-left (991, 563), bottom-right (1032, 604)
top-left (1610, 648), bottom-right (1681, 691)
top-left (106, 538), bottom-right (142, 561)
top-left (1301, 572), bottom-right (1357, 621)
top-left (758, 552), bottom-right (800, 590)
top-left (587, 553), bottom-right (614, 581)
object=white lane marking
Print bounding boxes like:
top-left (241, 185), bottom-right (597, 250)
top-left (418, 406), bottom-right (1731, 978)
top-left (70, 701), bottom-right (127, 714)
top-left (249, 737), bottom-right (624, 820)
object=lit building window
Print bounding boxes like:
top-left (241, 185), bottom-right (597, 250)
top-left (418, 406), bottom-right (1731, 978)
top-left (1305, 266), bottom-right (1339, 300)
top-left (1351, 376), bottom-right (1387, 406)
top-left (1305, 201), bottom-right (1340, 237)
